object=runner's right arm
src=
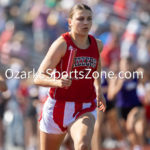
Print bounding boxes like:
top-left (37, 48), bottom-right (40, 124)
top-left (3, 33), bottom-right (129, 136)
top-left (34, 37), bottom-right (72, 88)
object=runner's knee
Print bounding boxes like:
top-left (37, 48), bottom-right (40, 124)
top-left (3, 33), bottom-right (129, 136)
top-left (76, 141), bottom-right (89, 150)
top-left (74, 137), bottom-right (91, 150)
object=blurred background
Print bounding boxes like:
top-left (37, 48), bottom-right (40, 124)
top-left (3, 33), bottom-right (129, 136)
top-left (0, 0), bottom-right (150, 150)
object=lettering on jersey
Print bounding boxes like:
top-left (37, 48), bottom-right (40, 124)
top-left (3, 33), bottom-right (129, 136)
top-left (73, 57), bottom-right (97, 68)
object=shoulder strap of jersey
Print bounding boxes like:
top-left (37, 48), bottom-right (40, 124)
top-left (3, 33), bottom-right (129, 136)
top-left (61, 32), bottom-right (71, 46)
top-left (89, 34), bottom-right (100, 58)
top-left (89, 34), bottom-right (98, 49)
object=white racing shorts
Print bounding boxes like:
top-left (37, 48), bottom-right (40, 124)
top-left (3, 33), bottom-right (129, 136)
top-left (39, 96), bottom-right (97, 134)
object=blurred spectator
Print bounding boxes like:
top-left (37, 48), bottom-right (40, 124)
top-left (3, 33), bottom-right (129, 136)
top-left (108, 57), bottom-right (145, 149)
top-left (0, 65), bottom-right (7, 92)
top-left (108, 57), bottom-right (142, 120)
top-left (0, 90), bottom-right (10, 150)
top-left (24, 84), bottom-right (39, 150)
top-left (126, 107), bottom-right (146, 150)
top-left (137, 64), bottom-right (150, 144)
top-left (101, 32), bottom-right (120, 68)
top-left (120, 19), bottom-right (141, 63)
top-left (0, 64), bottom-right (9, 150)
top-left (0, 20), bottom-right (15, 51)
top-left (137, 26), bottom-right (150, 65)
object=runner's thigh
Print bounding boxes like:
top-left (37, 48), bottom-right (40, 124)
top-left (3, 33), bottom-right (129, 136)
top-left (68, 112), bottom-right (95, 150)
top-left (40, 130), bottom-right (66, 150)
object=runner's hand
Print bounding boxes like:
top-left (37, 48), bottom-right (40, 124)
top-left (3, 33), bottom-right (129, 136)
top-left (57, 78), bottom-right (72, 88)
top-left (97, 94), bottom-right (106, 112)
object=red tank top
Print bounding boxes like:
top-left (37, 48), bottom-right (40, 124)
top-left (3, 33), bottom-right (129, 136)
top-left (49, 32), bottom-right (99, 102)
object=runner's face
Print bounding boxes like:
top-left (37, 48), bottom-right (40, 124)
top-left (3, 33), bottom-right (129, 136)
top-left (70, 9), bottom-right (92, 35)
